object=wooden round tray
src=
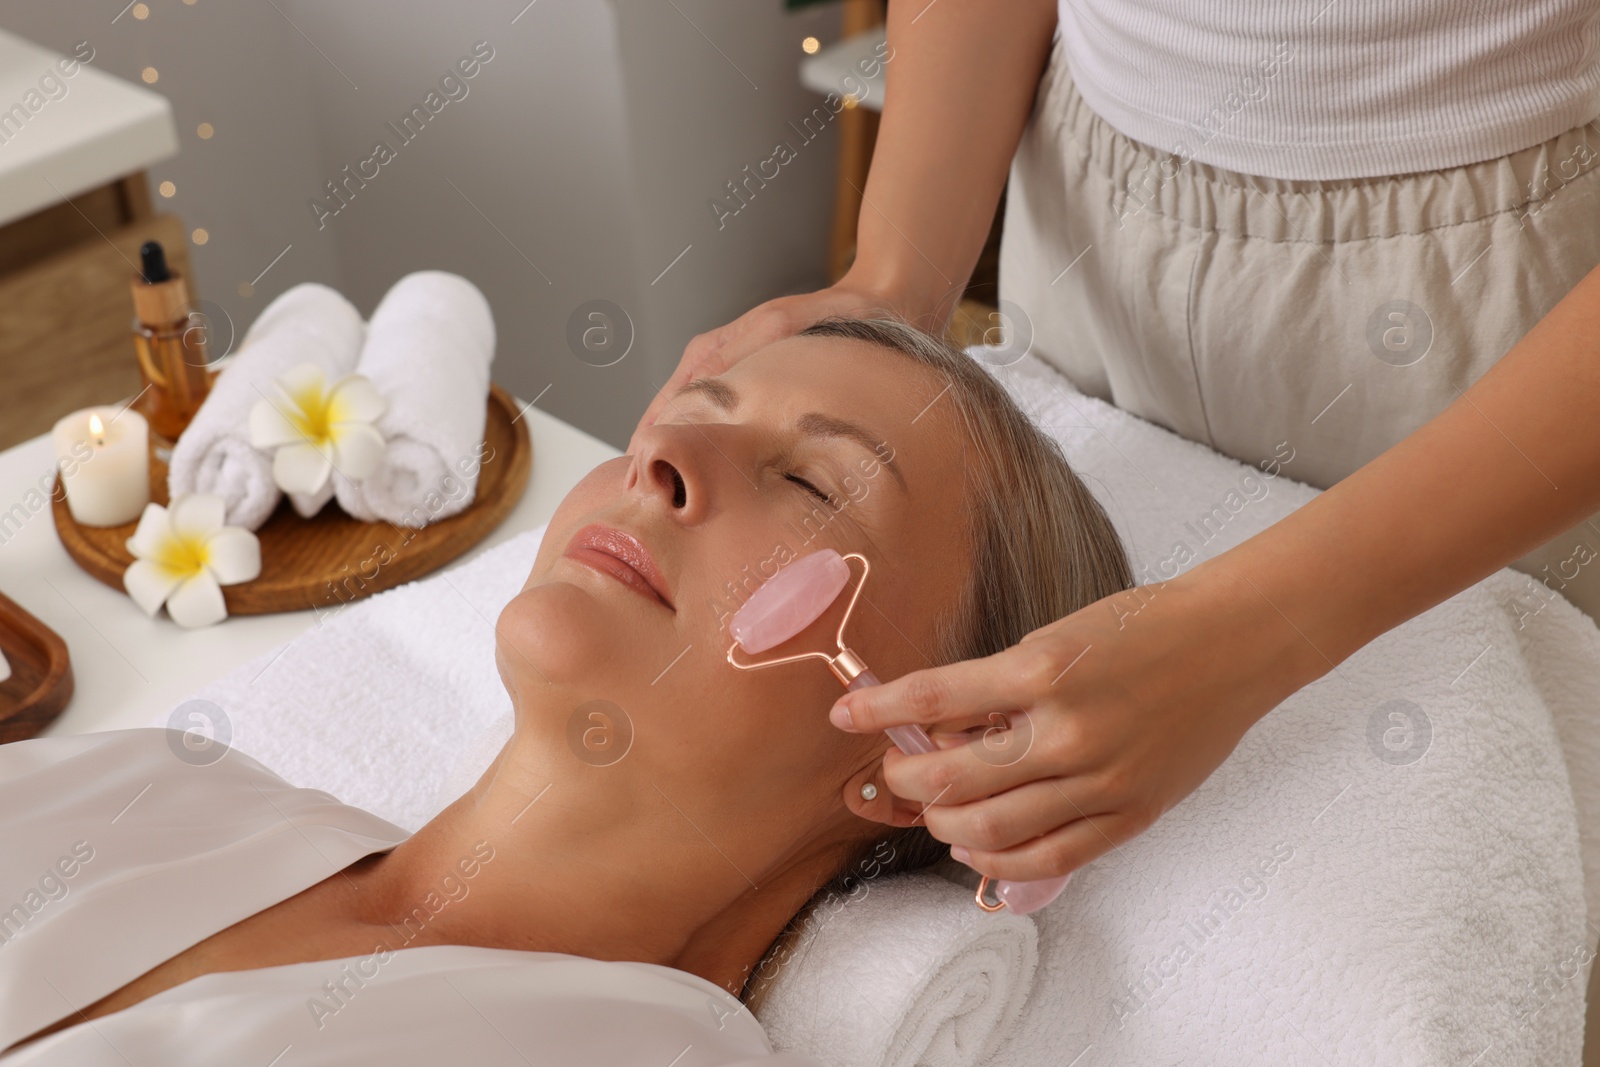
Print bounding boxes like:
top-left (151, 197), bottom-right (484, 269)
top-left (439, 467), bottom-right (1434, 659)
top-left (52, 384), bottom-right (532, 615)
top-left (0, 590), bottom-right (73, 742)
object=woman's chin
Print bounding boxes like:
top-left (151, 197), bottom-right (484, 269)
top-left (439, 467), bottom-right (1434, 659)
top-left (495, 580), bottom-right (654, 689)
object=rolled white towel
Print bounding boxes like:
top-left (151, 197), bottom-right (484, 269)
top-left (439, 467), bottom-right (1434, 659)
top-left (333, 271), bottom-right (496, 528)
top-left (167, 283), bottom-right (365, 530)
top-left (755, 872), bottom-right (1039, 1067)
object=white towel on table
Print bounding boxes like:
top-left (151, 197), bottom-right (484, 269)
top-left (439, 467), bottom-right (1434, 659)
top-left (174, 351), bottom-right (1600, 1067)
top-left (181, 528), bottom-right (523, 832)
top-left (333, 271), bottom-right (495, 528)
top-left (166, 283), bottom-right (365, 530)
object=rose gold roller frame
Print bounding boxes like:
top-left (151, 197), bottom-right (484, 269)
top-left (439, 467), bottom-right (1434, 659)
top-left (726, 552), bottom-right (874, 687)
top-left (725, 552), bottom-right (1009, 913)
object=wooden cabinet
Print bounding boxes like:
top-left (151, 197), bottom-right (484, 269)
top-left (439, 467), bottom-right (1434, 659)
top-left (0, 173), bottom-right (193, 451)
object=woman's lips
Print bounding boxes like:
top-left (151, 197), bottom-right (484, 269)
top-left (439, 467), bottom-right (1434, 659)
top-left (563, 523), bottom-right (675, 610)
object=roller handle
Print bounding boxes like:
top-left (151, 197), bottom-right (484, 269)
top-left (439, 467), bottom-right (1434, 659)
top-left (845, 670), bottom-right (1071, 915)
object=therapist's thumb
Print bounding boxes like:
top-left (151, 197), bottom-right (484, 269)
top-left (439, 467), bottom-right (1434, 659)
top-left (829, 656), bottom-right (1000, 733)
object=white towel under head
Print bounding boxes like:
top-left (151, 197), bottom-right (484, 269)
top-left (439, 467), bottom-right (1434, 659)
top-left (755, 873), bottom-right (1039, 1067)
top-left (333, 271), bottom-right (496, 528)
top-left (166, 283), bottom-right (365, 530)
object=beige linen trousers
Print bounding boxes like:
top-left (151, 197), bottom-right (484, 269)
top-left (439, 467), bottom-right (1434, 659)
top-left (1000, 34), bottom-right (1600, 623)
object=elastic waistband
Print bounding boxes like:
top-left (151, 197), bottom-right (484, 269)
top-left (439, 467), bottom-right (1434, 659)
top-left (1037, 34), bottom-right (1600, 244)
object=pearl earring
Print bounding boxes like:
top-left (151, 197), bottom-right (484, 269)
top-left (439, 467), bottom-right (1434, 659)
top-left (860, 782), bottom-right (878, 801)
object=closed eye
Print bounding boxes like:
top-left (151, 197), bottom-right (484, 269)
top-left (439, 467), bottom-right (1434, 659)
top-left (785, 472), bottom-right (833, 504)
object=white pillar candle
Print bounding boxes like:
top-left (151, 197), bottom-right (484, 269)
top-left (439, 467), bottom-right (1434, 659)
top-left (51, 406), bottom-right (151, 527)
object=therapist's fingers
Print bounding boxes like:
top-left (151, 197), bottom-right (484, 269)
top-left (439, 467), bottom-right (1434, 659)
top-left (630, 299), bottom-right (815, 447)
top-left (631, 332), bottom-right (730, 452)
top-left (949, 806), bottom-right (1134, 884)
top-left (876, 724), bottom-right (1061, 807)
top-left (916, 775), bottom-right (1103, 856)
top-left (832, 567), bottom-right (1291, 883)
top-left (828, 642), bottom-right (1049, 735)
top-left (630, 283), bottom-right (906, 449)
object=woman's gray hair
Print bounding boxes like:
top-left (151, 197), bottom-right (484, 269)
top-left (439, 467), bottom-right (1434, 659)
top-left (742, 315), bottom-right (1133, 1004)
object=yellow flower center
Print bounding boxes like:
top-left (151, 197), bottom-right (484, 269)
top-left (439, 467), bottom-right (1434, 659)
top-left (155, 533), bottom-right (210, 578)
top-left (287, 384), bottom-right (334, 446)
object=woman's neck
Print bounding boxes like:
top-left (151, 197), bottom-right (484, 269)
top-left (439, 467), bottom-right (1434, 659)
top-left (332, 729), bottom-right (845, 996)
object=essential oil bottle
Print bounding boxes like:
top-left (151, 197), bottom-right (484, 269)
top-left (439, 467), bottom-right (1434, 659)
top-left (131, 240), bottom-right (212, 462)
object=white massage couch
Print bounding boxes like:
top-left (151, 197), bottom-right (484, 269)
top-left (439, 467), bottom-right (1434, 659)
top-left (168, 351), bottom-right (1600, 1067)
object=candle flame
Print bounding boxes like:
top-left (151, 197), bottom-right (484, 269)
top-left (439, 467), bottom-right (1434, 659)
top-left (88, 413), bottom-right (105, 437)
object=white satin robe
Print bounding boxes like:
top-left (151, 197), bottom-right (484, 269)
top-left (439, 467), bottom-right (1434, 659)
top-left (0, 728), bottom-right (817, 1066)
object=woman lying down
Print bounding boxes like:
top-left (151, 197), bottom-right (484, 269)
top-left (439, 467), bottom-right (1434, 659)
top-left (0, 319), bottom-right (1131, 1064)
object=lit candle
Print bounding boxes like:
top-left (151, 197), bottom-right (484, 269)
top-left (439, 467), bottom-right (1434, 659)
top-left (51, 406), bottom-right (151, 527)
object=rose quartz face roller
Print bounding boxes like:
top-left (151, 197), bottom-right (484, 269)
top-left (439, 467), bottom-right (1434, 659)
top-left (726, 548), bottom-right (1071, 916)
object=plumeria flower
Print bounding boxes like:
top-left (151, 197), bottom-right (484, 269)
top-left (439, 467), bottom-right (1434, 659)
top-left (124, 493), bottom-right (262, 629)
top-left (248, 363), bottom-right (387, 496)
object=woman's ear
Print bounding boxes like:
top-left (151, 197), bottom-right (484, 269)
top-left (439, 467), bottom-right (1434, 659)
top-left (843, 763), bottom-right (930, 828)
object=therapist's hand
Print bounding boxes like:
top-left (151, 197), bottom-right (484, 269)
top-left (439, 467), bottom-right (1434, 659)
top-left (831, 562), bottom-right (1321, 882)
top-left (629, 279), bottom-right (907, 453)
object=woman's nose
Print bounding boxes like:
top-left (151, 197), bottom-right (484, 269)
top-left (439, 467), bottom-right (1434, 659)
top-left (624, 426), bottom-right (709, 523)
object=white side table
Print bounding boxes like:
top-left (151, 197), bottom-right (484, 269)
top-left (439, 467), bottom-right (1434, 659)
top-left (0, 29), bottom-right (177, 227)
top-left (0, 403), bottom-right (619, 737)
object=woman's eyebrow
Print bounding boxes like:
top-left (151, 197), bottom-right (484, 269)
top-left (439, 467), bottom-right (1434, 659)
top-left (675, 376), bottom-right (907, 491)
top-left (796, 413), bottom-right (907, 493)
top-left (677, 376), bottom-right (738, 411)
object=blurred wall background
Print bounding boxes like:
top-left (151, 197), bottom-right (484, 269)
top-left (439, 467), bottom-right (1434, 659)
top-left (0, 0), bottom-right (843, 448)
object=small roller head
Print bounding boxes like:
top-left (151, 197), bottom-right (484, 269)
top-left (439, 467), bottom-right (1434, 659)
top-left (729, 550), bottom-right (852, 653)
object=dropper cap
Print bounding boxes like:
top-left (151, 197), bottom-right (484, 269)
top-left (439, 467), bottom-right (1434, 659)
top-left (139, 240), bottom-right (171, 284)
top-left (131, 239), bottom-right (191, 326)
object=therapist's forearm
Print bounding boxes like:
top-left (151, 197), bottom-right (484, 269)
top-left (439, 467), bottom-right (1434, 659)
top-left (1200, 263), bottom-right (1600, 693)
top-left (845, 0), bottom-right (1057, 329)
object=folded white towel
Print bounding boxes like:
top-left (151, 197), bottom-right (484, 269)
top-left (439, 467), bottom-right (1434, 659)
top-left (167, 283), bottom-right (365, 530)
top-left (333, 271), bottom-right (496, 528)
top-left (756, 873), bottom-right (1038, 1067)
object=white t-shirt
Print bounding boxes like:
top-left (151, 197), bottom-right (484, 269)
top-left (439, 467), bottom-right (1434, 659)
top-left (1056, 0), bottom-right (1600, 179)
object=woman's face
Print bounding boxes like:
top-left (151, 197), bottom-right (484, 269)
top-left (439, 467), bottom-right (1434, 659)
top-left (494, 335), bottom-right (969, 872)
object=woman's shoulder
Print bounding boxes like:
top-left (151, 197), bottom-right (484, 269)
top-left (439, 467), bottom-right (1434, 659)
top-left (0, 726), bottom-right (406, 837)
top-left (0, 727), bottom-right (409, 903)
top-left (0, 725), bottom-right (284, 784)
top-left (0, 728), bottom-right (410, 1056)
